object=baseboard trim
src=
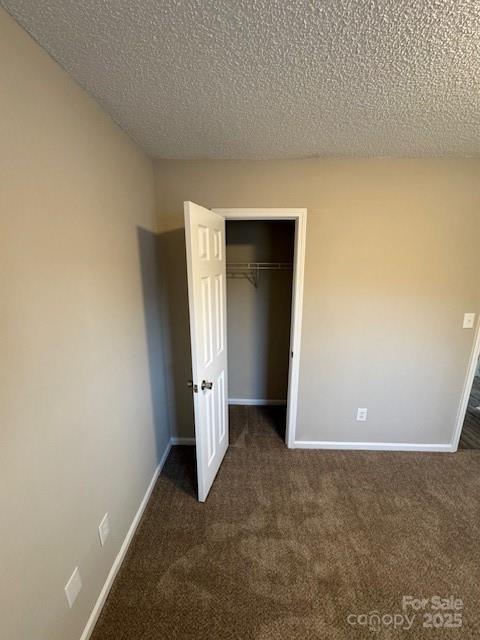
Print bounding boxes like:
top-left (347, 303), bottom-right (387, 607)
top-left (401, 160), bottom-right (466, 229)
top-left (228, 398), bottom-right (287, 406)
top-left (171, 436), bottom-right (196, 445)
top-left (293, 440), bottom-right (454, 452)
top-left (79, 439), bottom-right (172, 640)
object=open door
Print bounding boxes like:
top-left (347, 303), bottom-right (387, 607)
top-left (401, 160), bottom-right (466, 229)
top-left (184, 201), bottom-right (229, 502)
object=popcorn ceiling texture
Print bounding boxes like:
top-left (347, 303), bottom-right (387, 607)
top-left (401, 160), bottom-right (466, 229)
top-left (2, 0), bottom-right (479, 158)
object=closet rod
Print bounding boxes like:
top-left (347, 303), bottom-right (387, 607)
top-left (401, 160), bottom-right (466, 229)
top-left (227, 262), bottom-right (292, 271)
top-left (226, 262), bottom-right (292, 287)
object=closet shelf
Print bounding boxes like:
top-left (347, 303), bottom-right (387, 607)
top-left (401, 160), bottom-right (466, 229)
top-left (226, 262), bottom-right (292, 287)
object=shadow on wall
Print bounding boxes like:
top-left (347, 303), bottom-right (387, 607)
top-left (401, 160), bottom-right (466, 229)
top-left (257, 230), bottom-right (293, 401)
top-left (264, 270), bottom-right (293, 400)
top-left (156, 227), bottom-right (195, 439)
top-left (137, 227), bottom-right (175, 456)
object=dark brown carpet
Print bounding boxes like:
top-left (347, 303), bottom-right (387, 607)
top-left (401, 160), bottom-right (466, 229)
top-left (91, 406), bottom-right (480, 639)
top-left (459, 376), bottom-right (480, 449)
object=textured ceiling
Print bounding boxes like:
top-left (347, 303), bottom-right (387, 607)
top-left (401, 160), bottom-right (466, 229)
top-left (2, 0), bottom-right (480, 158)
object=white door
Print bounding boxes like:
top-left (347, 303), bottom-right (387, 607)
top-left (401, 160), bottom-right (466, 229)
top-left (184, 201), bottom-right (228, 502)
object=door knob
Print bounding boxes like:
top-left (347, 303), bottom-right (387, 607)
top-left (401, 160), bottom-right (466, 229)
top-left (201, 380), bottom-right (213, 391)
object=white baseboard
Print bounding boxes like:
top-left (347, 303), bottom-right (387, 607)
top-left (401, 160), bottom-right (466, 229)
top-left (228, 398), bottom-right (287, 406)
top-left (293, 440), bottom-right (454, 452)
top-left (79, 439), bottom-right (172, 640)
top-left (171, 436), bottom-right (196, 445)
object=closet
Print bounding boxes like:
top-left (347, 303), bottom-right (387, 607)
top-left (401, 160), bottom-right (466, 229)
top-left (225, 220), bottom-right (295, 406)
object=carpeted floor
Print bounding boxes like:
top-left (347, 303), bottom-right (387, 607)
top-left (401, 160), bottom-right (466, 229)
top-left (91, 406), bottom-right (480, 639)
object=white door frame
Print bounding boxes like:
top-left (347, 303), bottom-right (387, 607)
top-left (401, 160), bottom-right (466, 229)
top-left (451, 317), bottom-right (480, 451)
top-left (213, 208), bottom-right (307, 448)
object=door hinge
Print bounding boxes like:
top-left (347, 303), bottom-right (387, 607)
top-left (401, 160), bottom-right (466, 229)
top-left (187, 380), bottom-right (198, 393)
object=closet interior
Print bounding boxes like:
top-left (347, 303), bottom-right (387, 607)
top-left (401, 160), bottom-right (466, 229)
top-left (225, 220), bottom-right (295, 417)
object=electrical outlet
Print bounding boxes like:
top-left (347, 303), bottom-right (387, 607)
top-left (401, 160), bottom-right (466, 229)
top-left (356, 408), bottom-right (368, 421)
top-left (98, 513), bottom-right (110, 547)
top-left (463, 313), bottom-right (475, 329)
top-left (64, 567), bottom-right (82, 608)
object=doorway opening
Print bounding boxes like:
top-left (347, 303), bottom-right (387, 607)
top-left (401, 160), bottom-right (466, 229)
top-left (225, 220), bottom-right (295, 449)
top-left (214, 207), bottom-right (307, 453)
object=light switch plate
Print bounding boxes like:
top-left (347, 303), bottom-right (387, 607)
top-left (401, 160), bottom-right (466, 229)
top-left (463, 313), bottom-right (475, 329)
top-left (98, 512), bottom-right (110, 547)
top-left (64, 567), bottom-right (82, 608)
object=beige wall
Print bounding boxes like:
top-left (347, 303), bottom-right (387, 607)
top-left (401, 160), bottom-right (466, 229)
top-left (156, 158), bottom-right (480, 444)
top-left (0, 10), bottom-right (169, 640)
top-left (226, 220), bottom-right (293, 401)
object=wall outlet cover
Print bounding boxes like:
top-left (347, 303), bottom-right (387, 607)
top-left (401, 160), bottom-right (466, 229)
top-left (463, 313), bottom-right (475, 329)
top-left (64, 567), bottom-right (82, 608)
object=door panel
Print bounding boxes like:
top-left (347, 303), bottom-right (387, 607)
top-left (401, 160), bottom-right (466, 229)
top-left (214, 274), bottom-right (224, 354)
top-left (217, 370), bottom-right (226, 442)
top-left (184, 201), bottom-right (228, 502)
top-left (200, 276), bottom-right (213, 366)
